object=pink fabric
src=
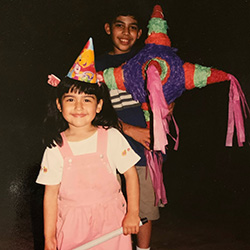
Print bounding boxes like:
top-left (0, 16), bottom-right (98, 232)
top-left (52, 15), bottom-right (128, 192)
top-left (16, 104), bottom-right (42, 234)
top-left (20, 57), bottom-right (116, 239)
top-left (147, 64), bottom-right (179, 153)
top-left (226, 74), bottom-right (250, 147)
top-left (145, 150), bottom-right (167, 206)
top-left (57, 128), bottom-right (131, 250)
top-left (144, 64), bottom-right (180, 206)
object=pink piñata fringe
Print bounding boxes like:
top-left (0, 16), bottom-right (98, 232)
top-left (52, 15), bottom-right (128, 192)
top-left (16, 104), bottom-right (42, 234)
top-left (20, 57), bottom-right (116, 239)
top-left (226, 74), bottom-right (250, 146)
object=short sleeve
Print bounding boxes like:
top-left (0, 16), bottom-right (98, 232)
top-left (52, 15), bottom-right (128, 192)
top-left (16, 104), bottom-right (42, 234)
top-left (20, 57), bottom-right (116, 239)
top-left (107, 128), bottom-right (140, 174)
top-left (36, 146), bottom-right (63, 185)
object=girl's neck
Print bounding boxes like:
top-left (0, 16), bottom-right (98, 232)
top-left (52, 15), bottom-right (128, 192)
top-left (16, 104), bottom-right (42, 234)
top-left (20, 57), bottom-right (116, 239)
top-left (64, 126), bottom-right (98, 142)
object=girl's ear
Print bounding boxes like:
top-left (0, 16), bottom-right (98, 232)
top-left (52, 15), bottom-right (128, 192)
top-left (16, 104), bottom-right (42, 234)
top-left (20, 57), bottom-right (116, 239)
top-left (104, 23), bottom-right (111, 35)
top-left (56, 98), bottom-right (62, 112)
top-left (96, 99), bottom-right (103, 114)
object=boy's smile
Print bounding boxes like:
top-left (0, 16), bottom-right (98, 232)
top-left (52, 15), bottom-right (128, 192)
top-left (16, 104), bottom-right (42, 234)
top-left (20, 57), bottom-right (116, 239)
top-left (105, 15), bottom-right (142, 55)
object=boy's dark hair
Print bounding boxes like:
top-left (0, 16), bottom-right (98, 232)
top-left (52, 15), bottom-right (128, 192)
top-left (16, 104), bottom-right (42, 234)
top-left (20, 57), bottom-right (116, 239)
top-left (43, 77), bottom-right (121, 148)
top-left (106, 2), bottom-right (146, 29)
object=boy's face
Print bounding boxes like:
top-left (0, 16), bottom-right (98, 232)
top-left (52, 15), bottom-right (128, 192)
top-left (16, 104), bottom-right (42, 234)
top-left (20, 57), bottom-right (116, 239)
top-left (105, 15), bottom-right (142, 55)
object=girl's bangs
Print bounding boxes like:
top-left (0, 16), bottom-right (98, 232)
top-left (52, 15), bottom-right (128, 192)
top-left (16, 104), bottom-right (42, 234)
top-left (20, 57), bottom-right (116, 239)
top-left (59, 77), bottom-right (100, 98)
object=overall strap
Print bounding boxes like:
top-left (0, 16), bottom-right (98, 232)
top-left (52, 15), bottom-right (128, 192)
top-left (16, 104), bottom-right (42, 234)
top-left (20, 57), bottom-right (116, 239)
top-left (57, 132), bottom-right (74, 157)
top-left (96, 127), bottom-right (108, 154)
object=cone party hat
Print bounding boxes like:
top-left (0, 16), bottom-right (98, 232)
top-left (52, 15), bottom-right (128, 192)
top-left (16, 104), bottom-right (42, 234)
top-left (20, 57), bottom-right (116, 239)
top-left (67, 37), bottom-right (97, 83)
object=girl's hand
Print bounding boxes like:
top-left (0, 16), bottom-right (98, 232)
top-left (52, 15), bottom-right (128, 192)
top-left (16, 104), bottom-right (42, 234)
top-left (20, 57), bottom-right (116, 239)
top-left (122, 212), bottom-right (140, 235)
top-left (45, 237), bottom-right (57, 250)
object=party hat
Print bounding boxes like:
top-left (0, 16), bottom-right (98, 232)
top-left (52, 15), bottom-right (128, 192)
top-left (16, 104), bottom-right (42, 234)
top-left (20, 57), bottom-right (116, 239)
top-left (67, 37), bottom-right (97, 83)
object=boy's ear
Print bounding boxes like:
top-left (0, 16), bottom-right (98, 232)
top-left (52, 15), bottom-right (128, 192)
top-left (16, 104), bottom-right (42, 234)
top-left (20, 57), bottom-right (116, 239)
top-left (96, 99), bottom-right (103, 113)
top-left (56, 98), bottom-right (62, 112)
top-left (104, 23), bottom-right (111, 35)
top-left (137, 29), bottom-right (142, 40)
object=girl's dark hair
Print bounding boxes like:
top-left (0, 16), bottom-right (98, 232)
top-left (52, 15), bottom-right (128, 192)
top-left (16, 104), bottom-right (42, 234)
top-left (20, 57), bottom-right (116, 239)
top-left (43, 77), bottom-right (121, 148)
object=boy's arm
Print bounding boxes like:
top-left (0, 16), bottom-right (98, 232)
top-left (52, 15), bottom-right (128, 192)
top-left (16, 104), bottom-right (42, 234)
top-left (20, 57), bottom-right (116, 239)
top-left (120, 102), bottom-right (175, 150)
top-left (44, 184), bottom-right (60, 250)
top-left (121, 120), bottom-right (151, 150)
top-left (122, 166), bottom-right (140, 235)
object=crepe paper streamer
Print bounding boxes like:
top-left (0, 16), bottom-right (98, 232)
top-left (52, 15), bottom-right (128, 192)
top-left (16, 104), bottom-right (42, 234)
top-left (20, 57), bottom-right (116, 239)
top-left (146, 64), bottom-right (168, 205)
top-left (225, 74), bottom-right (250, 147)
top-left (147, 64), bottom-right (171, 154)
top-left (148, 64), bottom-right (180, 151)
top-left (145, 149), bottom-right (167, 206)
top-left (73, 218), bottom-right (148, 250)
top-left (145, 64), bottom-right (180, 205)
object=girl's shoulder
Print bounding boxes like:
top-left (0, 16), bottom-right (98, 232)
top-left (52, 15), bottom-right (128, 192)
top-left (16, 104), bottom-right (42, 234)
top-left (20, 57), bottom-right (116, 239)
top-left (103, 127), bottom-right (123, 137)
top-left (104, 127), bottom-right (129, 146)
top-left (43, 144), bottom-right (61, 159)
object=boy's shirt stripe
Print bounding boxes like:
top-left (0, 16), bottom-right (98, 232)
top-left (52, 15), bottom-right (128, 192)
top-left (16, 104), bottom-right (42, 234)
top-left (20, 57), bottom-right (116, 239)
top-left (110, 89), bottom-right (140, 110)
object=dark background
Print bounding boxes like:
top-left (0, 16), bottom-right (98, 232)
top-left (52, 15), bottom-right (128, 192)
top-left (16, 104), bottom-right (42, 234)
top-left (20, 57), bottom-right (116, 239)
top-left (1, 0), bottom-right (250, 249)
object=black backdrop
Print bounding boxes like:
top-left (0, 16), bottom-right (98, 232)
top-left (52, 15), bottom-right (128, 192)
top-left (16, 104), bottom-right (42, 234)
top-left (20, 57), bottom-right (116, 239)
top-left (1, 0), bottom-right (250, 249)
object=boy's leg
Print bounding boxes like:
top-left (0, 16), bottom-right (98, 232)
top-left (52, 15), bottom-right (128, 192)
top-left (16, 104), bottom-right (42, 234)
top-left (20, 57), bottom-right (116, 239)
top-left (136, 220), bottom-right (152, 248)
top-left (135, 166), bottom-right (160, 249)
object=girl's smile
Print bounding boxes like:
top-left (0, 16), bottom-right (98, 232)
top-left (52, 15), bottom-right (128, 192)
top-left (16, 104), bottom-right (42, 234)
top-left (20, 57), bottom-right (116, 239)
top-left (56, 91), bottom-right (103, 131)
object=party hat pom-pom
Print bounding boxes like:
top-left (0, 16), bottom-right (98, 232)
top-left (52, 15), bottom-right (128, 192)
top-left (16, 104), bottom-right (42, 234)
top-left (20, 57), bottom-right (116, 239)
top-left (48, 74), bottom-right (61, 87)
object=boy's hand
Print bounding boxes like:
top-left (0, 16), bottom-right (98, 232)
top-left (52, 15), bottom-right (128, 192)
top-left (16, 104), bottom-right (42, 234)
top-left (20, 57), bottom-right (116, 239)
top-left (121, 122), bottom-right (151, 150)
top-left (122, 212), bottom-right (140, 235)
top-left (45, 237), bottom-right (57, 250)
top-left (129, 126), bottom-right (150, 150)
top-left (167, 102), bottom-right (175, 116)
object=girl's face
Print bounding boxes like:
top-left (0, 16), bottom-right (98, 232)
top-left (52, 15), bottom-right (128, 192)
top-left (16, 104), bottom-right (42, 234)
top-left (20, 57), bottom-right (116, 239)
top-left (56, 91), bottom-right (103, 130)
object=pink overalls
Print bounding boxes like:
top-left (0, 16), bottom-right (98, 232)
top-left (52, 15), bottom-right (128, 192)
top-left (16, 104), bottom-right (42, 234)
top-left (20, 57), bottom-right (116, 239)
top-left (57, 128), bottom-right (132, 250)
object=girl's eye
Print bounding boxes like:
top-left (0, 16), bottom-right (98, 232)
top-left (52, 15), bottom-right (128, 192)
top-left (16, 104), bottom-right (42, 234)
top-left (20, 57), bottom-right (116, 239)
top-left (84, 98), bottom-right (91, 103)
top-left (66, 98), bottom-right (74, 102)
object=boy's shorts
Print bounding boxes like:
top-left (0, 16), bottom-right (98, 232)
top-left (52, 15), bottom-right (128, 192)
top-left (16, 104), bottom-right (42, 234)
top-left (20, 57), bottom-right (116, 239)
top-left (136, 166), bottom-right (160, 221)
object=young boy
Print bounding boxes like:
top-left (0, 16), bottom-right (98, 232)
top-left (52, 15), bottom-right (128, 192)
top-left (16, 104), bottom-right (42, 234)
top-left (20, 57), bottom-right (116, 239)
top-left (96, 7), bottom-right (159, 250)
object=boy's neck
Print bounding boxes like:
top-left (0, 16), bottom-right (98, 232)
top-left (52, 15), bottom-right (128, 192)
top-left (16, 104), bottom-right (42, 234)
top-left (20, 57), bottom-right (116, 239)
top-left (109, 51), bottom-right (128, 55)
top-left (108, 48), bottom-right (134, 56)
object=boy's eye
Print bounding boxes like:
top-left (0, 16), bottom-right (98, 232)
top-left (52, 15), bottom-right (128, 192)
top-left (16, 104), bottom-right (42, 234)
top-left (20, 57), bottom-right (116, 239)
top-left (130, 26), bottom-right (138, 31)
top-left (115, 23), bottom-right (123, 28)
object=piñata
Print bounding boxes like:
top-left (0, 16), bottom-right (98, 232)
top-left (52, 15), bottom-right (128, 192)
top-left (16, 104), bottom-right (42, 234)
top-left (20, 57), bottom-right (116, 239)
top-left (97, 5), bottom-right (249, 205)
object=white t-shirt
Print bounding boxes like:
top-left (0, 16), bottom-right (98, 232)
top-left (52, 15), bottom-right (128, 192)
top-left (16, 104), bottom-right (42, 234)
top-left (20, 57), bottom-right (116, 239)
top-left (36, 128), bottom-right (140, 185)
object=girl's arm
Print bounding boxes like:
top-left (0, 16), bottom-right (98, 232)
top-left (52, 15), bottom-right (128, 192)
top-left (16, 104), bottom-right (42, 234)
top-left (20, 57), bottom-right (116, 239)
top-left (44, 184), bottom-right (60, 250)
top-left (122, 166), bottom-right (140, 235)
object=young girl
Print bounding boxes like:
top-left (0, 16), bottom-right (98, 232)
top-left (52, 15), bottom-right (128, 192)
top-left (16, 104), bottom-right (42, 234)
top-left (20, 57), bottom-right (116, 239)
top-left (36, 76), bottom-right (141, 250)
